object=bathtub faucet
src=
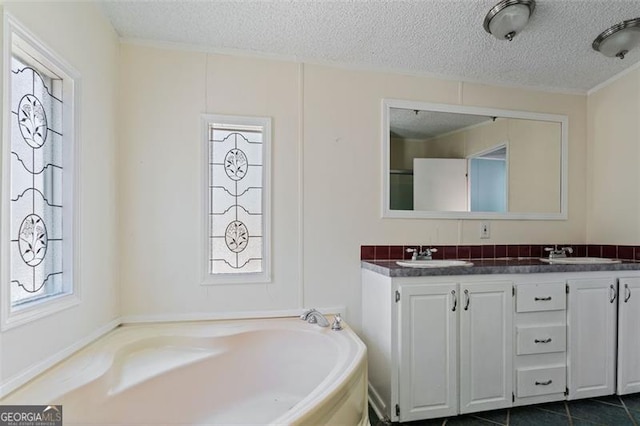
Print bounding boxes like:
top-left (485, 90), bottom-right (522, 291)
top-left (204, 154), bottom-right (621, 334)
top-left (300, 308), bottom-right (330, 327)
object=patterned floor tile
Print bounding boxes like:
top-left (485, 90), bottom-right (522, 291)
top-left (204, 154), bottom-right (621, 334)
top-left (622, 393), bottom-right (640, 413)
top-left (535, 401), bottom-right (569, 416)
top-left (509, 406), bottom-right (571, 426)
top-left (471, 408), bottom-right (508, 425)
top-left (444, 415), bottom-right (498, 425)
top-left (568, 399), bottom-right (635, 425)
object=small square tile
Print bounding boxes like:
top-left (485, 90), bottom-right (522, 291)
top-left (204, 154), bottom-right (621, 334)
top-left (507, 245), bottom-right (519, 257)
top-left (588, 245), bottom-right (602, 257)
top-left (481, 245), bottom-right (495, 259)
top-left (574, 245), bottom-right (587, 257)
top-left (602, 245), bottom-right (617, 258)
top-left (375, 245), bottom-right (390, 260)
top-left (530, 245), bottom-right (542, 258)
top-left (431, 246), bottom-right (444, 260)
top-left (635, 247), bottom-right (640, 261)
top-left (518, 245), bottom-right (531, 258)
top-left (389, 245), bottom-right (404, 260)
top-left (458, 246), bottom-right (471, 259)
top-left (495, 245), bottom-right (507, 258)
top-left (443, 246), bottom-right (457, 259)
top-left (470, 245), bottom-right (482, 259)
top-left (618, 246), bottom-right (634, 260)
top-left (361, 245), bottom-right (375, 260)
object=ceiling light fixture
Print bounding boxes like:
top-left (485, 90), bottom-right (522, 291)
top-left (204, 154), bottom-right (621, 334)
top-left (593, 18), bottom-right (640, 59)
top-left (483, 0), bottom-right (536, 41)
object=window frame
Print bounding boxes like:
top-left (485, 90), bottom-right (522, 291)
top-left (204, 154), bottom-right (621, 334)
top-left (201, 114), bottom-right (271, 285)
top-left (1, 14), bottom-right (81, 330)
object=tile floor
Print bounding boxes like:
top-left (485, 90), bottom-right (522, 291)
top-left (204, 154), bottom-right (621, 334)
top-left (369, 394), bottom-right (640, 425)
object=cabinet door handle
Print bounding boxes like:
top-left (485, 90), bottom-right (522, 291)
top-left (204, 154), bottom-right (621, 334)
top-left (610, 284), bottom-right (617, 303)
top-left (625, 283), bottom-right (631, 303)
top-left (451, 290), bottom-right (457, 312)
top-left (535, 380), bottom-right (553, 386)
top-left (534, 296), bottom-right (552, 301)
top-left (464, 289), bottom-right (470, 311)
top-left (534, 338), bottom-right (552, 343)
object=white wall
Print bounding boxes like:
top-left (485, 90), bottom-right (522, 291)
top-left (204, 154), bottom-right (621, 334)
top-left (587, 69), bottom-right (640, 244)
top-left (0, 1), bottom-right (119, 391)
top-left (118, 44), bottom-right (587, 330)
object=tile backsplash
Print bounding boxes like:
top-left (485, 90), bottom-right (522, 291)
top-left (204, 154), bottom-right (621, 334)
top-left (361, 244), bottom-right (640, 261)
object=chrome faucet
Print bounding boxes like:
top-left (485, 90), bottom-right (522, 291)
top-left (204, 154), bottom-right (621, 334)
top-left (406, 247), bottom-right (438, 260)
top-left (545, 245), bottom-right (574, 259)
top-left (300, 308), bottom-right (330, 327)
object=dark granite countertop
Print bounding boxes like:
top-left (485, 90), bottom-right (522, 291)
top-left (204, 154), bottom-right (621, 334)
top-left (362, 258), bottom-right (640, 277)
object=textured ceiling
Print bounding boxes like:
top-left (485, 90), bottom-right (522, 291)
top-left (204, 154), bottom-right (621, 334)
top-left (99, 0), bottom-right (640, 93)
top-left (390, 108), bottom-right (492, 139)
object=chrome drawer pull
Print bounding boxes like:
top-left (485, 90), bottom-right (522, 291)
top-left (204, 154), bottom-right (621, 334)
top-left (535, 380), bottom-right (553, 386)
top-left (534, 338), bottom-right (552, 343)
top-left (451, 290), bottom-right (457, 312)
top-left (534, 296), bottom-right (552, 301)
top-left (625, 283), bottom-right (631, 303)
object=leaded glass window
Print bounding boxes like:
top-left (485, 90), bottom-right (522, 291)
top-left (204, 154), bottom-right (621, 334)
top-left (10, 54), bottom-right (64, 306)
top-left (4, 21), bottom-right (77, 324)
top-left (203, 115), bottom-right (270, 282)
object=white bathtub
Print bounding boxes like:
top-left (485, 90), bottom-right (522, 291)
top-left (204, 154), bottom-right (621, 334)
top-left (1, 316), bottom-right (369, 425)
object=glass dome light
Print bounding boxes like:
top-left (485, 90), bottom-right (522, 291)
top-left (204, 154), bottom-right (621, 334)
top-left (593, 18), bottom-right (640, 59)
top-left (484, 0), bottom-right (536, 41)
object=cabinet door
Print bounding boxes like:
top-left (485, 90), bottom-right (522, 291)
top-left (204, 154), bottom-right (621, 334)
top-left (459, 281), bottom-right (513, 414)
top-left (618, 277), bottom-right (640, 395)
top-left (567, 278), bottom-right (617, 399)
top-left (398, 284), bottom-right (458, 422)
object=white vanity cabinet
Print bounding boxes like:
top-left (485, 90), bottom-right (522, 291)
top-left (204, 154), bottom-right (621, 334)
top-left (362, 270), bottom-right (513, 423)
top-left (567, 278), bottom-right (617, 399)
top-left (617, 277), bottom-right (640, 395)
top-left (362, 267), bottom-right (640, 424)
top-left (566, 276), bottom-right (640, 398)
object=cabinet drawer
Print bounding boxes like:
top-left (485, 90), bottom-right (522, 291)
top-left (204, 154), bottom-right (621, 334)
top-left (516, 325), bottom-right (566, 355)
top-left (516, 283), bottom-right (566, 312)
top-left (517, 366), bottom-right (566, 397)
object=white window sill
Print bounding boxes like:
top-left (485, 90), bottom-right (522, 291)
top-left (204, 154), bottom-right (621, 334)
top-left (1, 292), bottom-right (80, 331)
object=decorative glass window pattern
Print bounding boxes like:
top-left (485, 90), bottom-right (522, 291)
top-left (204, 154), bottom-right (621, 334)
top-left (204, 115), bottom-right (270, 282)
top-left (10, 55), bottom-right (64, 306)
top-left (3, 21), bottom-right (77, 324)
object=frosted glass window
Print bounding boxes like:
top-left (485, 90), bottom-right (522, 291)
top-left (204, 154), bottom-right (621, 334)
top-left (204, 117), bottom-right (270, 281)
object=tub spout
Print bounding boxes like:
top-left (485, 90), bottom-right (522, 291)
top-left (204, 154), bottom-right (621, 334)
top-left (300, 309), bottom-right (329, 327)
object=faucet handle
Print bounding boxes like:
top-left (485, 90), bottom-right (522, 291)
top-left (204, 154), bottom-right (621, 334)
top-left (426, 247), bottom-right (438, 253)
top-left (331, 314), bottom-right (343, 331)
top-left (562, 246), bottom-right (574, 254)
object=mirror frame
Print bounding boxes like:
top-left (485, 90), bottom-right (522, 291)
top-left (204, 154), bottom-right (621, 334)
top-left (382, 99), bottom-right (568, 220)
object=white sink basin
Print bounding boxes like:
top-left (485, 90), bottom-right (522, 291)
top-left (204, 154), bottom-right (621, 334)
top-left (539, 257), bottom-right (621, 265)
top-left (396, 260), bottom-right (474, 268)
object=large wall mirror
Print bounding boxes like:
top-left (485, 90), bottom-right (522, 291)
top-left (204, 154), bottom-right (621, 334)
top-left (382, 99), bottom-right (568, 220)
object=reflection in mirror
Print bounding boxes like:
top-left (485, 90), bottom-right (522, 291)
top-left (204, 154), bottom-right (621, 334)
top-left (383, 100), bottom-right (568, 220)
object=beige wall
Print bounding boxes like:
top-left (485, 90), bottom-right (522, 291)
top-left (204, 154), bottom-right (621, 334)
top-left (0, 1), bottom-right (119, 387)
top-left (118, 45), bottom-right (587, 330)
top-left (587, 70), bottom-right (640, 244)
top-left (118, 46), bottom-right (302, 318)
